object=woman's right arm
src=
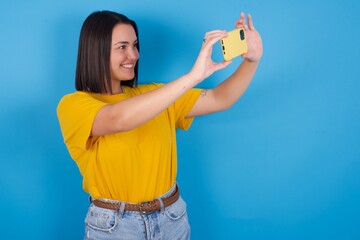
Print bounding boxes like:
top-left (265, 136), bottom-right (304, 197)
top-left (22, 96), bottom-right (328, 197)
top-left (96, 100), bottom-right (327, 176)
top-left (92, 30), bottom-right (231, 136)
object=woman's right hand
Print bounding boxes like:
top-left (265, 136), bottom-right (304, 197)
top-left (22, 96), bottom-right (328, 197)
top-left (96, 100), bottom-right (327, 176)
top-left (188, 30), bottom-right (232, 83)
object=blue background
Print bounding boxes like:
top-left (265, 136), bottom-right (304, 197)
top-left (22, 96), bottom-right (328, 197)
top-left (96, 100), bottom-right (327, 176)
top-left (1, 0), bottom-right (359, 239)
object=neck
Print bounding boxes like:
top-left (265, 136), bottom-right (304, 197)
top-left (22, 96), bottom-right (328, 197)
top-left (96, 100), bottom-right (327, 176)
top-left (108, 83), bottom-right (123, 95)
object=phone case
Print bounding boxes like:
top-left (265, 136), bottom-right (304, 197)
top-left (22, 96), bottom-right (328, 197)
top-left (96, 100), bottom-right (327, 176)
top-left (221, 28), bottom-right (247, 61)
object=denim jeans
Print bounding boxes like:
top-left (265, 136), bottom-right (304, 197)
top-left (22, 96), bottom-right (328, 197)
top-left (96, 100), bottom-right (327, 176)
top-left (84, 184), bottom-right (190, 240)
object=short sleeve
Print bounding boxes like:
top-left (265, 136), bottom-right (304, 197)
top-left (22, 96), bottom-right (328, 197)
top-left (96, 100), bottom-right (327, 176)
top-left (57, 92), bottom-right (108, 150)
top-left (173, 88), bottom-right (203, 130)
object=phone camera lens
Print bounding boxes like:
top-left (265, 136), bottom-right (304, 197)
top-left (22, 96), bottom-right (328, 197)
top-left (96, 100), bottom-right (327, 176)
top-left (240, 29), bottom-right (245, 40)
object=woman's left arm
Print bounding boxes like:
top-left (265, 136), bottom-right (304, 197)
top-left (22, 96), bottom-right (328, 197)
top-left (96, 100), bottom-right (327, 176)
top-left (187, 13), bottom-right (263, 117)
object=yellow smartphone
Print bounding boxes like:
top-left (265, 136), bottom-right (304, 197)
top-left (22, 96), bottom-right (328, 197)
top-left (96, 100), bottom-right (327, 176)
top-left (221, 28), bottom-right (247, 61)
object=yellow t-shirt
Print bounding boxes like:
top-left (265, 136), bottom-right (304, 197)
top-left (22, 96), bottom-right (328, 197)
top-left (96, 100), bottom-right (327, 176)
top-left (57, 83), bottom-right (202, 203)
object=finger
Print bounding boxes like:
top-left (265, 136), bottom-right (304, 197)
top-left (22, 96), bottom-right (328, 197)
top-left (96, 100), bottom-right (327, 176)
top-left (241, 12), bottom-right (249, 30)
top-left (203, 30), bottom-right (226, 42)
top-left (214, 59), bottom-right (232, 71)
top-left (247, 13), bottom-right (255, 30)
top-left (235, 21), bottom-right (243, 29)
top-left (205, 30), bottom-right (225, 41)
top-left (240, 12), bottom-right (245, 22)
top-left (203, 30), bottom-right (226, 45)
top-left (206, 32), bottom-right (227, 45)
top-left (203, 31), bottom-right (226, 48)
top-left (235, 12), bottom-right (245, 28)
top-left (205, 30), bottom-right (226, 39)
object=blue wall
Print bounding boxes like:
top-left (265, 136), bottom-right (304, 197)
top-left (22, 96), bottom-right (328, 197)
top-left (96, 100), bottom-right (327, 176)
top-left (1, 0), bottom-right (359, 239)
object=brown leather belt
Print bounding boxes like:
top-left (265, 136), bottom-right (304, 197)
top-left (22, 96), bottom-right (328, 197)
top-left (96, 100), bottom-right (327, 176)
top-left (92, 185), bottom-right (180, 213)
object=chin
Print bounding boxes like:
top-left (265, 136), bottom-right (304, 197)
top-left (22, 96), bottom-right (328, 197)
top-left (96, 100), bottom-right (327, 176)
top-left (123, 75), bottom-right (135, 81)
top-left (121, 72), bottom-right (135, 80)
top-left (114, 75), bottom-right (134, 81)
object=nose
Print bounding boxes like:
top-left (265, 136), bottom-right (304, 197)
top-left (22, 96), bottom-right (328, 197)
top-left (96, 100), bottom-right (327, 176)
top-left (127, 46), bottom-right (139, 60)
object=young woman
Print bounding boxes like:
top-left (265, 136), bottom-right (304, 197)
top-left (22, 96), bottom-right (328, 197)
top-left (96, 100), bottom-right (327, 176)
top-left (57, 10), bottom-right (262, 240)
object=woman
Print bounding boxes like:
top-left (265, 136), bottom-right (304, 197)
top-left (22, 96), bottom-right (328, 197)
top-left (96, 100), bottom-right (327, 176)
top-left (57, 10), bottom-right (262, 240)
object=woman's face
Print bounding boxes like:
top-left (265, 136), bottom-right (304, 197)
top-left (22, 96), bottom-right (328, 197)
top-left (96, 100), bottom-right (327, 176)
top-left (110, 23), bottom-right (139, 92)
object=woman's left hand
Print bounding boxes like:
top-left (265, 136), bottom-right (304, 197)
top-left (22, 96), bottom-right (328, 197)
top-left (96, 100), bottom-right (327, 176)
top-left (235, 12), bottom-right (263, 62)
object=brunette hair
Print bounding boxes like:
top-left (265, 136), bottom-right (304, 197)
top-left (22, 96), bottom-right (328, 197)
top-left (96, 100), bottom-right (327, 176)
top-left (75, 11), bottom-right (139, 93)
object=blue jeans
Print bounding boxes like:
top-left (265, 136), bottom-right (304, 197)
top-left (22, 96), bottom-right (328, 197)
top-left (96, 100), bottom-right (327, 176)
top-left (84, 184), bottom-right (190, 240)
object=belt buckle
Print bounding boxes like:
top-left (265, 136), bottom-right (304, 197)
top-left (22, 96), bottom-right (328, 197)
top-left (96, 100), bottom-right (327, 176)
top-left (139, 201), bottom-right (155, 215)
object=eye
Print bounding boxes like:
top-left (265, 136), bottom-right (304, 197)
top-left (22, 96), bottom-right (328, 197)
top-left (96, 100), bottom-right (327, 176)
top-left (117, 45), bottom-right (126, 50)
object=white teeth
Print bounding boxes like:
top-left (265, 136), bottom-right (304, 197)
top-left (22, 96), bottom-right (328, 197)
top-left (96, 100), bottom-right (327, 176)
top-left (121, 64), bottom-right (134, 69)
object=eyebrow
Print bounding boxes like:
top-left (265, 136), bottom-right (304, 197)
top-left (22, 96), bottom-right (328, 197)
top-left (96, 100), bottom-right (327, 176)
top-left (113, 39), bottom-right (138, 46)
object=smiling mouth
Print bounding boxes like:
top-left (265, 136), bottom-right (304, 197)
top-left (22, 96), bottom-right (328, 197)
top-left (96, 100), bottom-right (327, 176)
top-left (120, 64), bottom-right (135, 69)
